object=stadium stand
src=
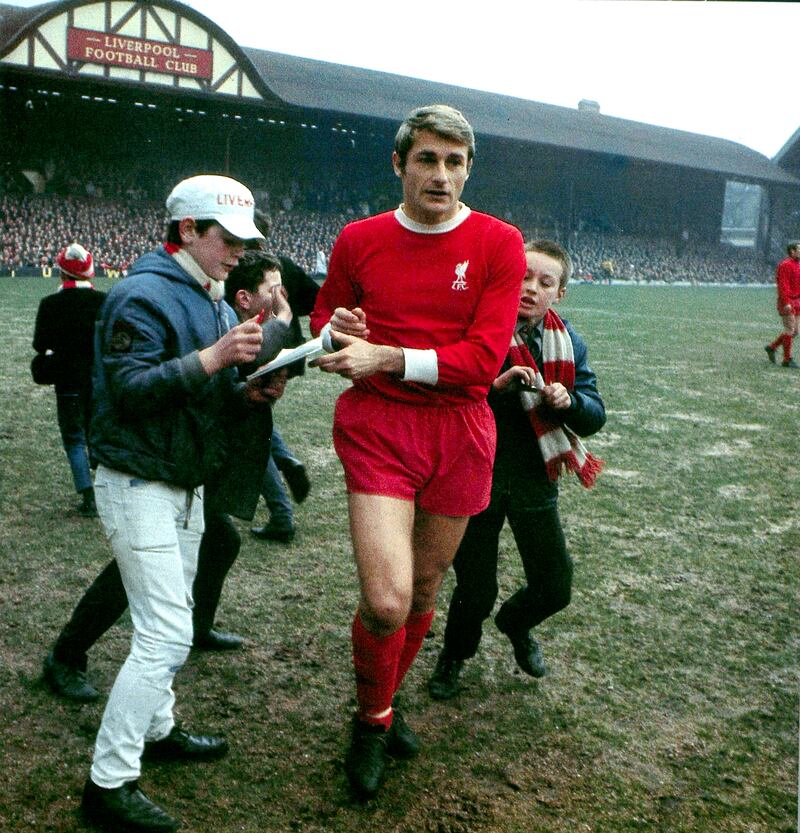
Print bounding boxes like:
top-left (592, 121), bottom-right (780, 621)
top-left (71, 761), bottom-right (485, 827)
top-left (0, 0), bottom-right (794, 283)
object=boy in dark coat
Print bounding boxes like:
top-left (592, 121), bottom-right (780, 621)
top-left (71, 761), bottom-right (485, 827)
top-left (32, 243), bottom-right (106, 516)
top-left (428, 239), bottom-right (605, 699)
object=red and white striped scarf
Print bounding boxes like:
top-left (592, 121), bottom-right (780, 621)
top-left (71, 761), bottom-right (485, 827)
top-left (508, 308), bottom-right (604, 488)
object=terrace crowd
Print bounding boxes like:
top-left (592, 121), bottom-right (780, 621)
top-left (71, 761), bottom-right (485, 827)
top-left (567, 230), bottom-right (773, 285)
top-left (0, 189), bottom-right (775, 285)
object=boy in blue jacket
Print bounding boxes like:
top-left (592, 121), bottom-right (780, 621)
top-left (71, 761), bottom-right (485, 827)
top-left (428, 239), bottom-right (605, 699)
top-left (80, 175), bottom-right (276, 833)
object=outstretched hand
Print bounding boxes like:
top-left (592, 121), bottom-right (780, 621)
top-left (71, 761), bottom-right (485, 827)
top-left (199, 318), bottom-right (263, 376)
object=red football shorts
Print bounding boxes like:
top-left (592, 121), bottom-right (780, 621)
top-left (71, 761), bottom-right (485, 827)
top-left (332, 387), bottom-right (496, 517)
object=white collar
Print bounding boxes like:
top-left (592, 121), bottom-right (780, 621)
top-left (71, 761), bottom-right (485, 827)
top-left (394, 203), bottom-right (471, 234)
top-left (171, 248), bottom-right (225, 302)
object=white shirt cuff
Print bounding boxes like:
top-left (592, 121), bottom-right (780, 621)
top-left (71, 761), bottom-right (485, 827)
top-left (401, 348), bottom-right (438, 384)
top-left (320, 322), bottom-right (336, 353)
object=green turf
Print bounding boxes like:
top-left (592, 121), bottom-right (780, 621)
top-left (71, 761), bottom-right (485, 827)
top-left (0, 277), bottom-right (797, 832)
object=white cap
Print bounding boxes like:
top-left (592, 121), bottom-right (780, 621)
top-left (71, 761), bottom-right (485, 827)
top-left (166, 174), bottom-right (264, 241)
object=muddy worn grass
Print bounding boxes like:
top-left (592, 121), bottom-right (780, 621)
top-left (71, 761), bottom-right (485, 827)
top-left (0, 278), bottom-right (797, 832)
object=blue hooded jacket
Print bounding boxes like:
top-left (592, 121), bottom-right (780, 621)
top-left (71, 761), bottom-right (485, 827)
top-left (90, 246), bottom-right (254, 491)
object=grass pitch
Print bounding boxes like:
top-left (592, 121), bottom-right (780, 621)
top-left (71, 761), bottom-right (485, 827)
top-left (0, 277), bottom-right (797, 832)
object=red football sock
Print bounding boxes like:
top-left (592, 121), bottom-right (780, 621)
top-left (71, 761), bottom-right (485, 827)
top-left (351, 611), bottom-right (404, 728)
top-left (394, 609), bottom-right (434, 695)
top-left (784, 334), bottom-right (793, 362)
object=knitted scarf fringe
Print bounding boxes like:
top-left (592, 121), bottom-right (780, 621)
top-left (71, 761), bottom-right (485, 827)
top-left (545, 445), bottom-right (605, 487)
top-left (512, 308), bottom-right (604, 489)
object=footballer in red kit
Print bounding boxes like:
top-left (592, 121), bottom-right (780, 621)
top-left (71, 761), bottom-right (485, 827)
top-left (310, 104), bottom-right (526, 799)
top-left (765, 242), bottom-right (800, 368)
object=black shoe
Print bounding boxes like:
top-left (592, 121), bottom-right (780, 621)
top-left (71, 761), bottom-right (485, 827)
top-left (43, 651), bottom-right (99, 703)
top-left (765, 345), bottom-right (777, 364)
top-left (76, 487), bottom-right (98, 518)
top-left (510, 633), bottom-right (547, 678)
top-left (81, 778), bottom-right (177, 833)
top-left (495, 613), bottom-right (547, 678)
top-left (386, 709), bottom-right (419, 759)
top-left (782, 358), bottom-right (799, 369)
top-left (282, 461), bottom-right (310, 503)
top-left (345, 718), bottom-right (388, 800)
top-left (193, 629), bottom-right (243, 651)
top-left (427, 650), bottom-right (464, 700)
top-left (142, 726), bottom-right (228, 763)
top-left (249, 522), bottom-right (295, 543)
top-left (76, 500), bottom-right (98, 518)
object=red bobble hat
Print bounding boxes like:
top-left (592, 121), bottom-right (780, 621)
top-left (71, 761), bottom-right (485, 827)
top-left (56, 243), bottom-right (95, 280)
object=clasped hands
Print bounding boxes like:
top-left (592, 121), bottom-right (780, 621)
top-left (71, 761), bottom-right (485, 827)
top-left (494, 365), bottom-right (571, 410)
top-left (311, 307), bottom-right (402, 380)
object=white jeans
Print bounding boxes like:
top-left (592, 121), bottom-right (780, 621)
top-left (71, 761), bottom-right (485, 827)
top-left (90, 465), bottom-right (205, 788)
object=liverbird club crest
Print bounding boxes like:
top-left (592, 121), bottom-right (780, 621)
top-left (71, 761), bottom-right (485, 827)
top-left (452, 260), bottom-right (469, 291)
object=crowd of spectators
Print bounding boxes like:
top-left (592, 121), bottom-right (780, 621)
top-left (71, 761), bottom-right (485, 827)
top-left (0, 145), bottom-right (386, 274)
top-left (565, 230), bottom-right (773, 285)
top-left (0, 180), bottom-right (777, 284)
top-left (1, 194), bottom-right (164, 275)
top-left (0, 192), bottom-right (356, 275)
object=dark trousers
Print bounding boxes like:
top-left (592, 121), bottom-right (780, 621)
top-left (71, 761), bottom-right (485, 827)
top-left (53, 508), bottom-right (240, 670)
top-left (442, 496), bottom-right (573, 661)
top-left (56, 388), bottom-right (93, 494)
top-left (193, 510), bottom-right (241, 635)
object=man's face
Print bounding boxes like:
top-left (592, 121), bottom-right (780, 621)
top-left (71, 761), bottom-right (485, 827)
top-left (250, 269), bottom-right (283, 317)
top-left (518, 250), bottom-right (565, 324)
top-left (182, 221), bottom-right (246, 282)
top-left (791, 247), bottom-right (800, 261)
top-left (392, 129), bottom-right (472, 225)
top-left (233, 268), bottom-right (283, 321)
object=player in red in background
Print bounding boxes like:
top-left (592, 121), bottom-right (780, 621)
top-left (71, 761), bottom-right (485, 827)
top-left (309, 104), bottom-right (526, 800)
top-left (765, 242), bottom-right (800, 369)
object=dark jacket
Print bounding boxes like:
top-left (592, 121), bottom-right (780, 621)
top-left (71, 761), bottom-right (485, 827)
top-left (204, 319), bottom-right (291, 519)
top-left (32, 284), bottom-right (107, 391)
top-left (278, 256), bottom-right (319, 378)
top-left (90, 247), bottom-right (269, 504)
top-left (490, 318), bottom-right (606, 509)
